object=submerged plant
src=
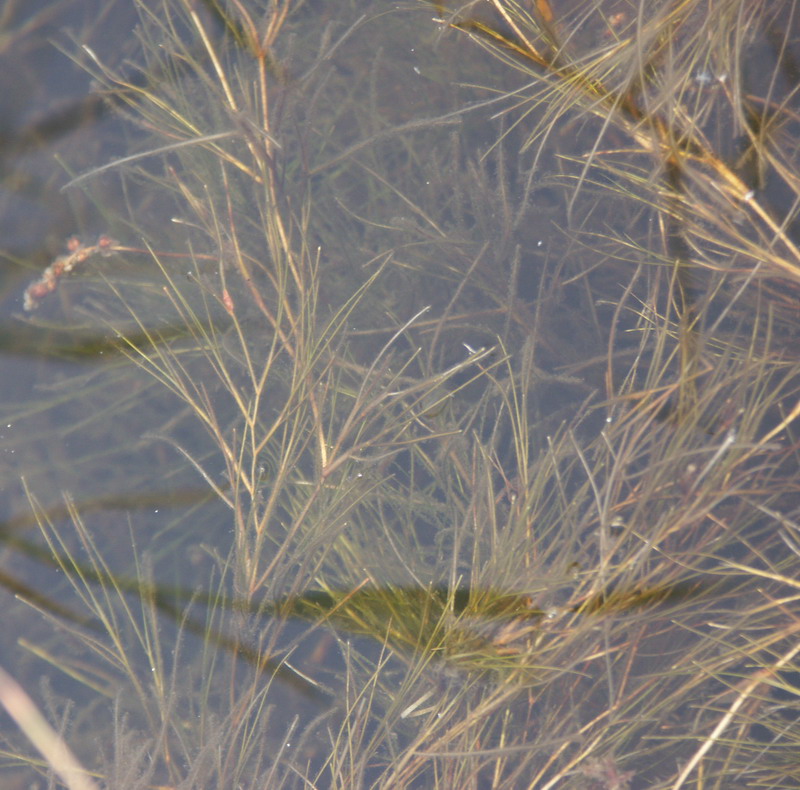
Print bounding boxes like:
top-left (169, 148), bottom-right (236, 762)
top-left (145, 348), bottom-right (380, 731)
top-left (2, 1), bottom-right (799, 788)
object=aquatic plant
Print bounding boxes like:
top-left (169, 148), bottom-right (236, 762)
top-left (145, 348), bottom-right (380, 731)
top-left (1, 1), bottom-right (799, 788)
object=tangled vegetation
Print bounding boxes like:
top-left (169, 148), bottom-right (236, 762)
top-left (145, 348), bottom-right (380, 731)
top-left (1, 1), bottom-right (799, 788)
